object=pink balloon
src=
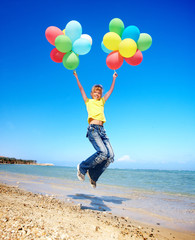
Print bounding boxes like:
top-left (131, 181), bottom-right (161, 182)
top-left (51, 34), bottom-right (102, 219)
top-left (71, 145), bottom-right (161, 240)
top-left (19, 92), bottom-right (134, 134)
top-left (50, 48), bottom-right (66, 63)
top-left (124, 50), bottom-right (143, 66)
top-left (106, 51), bottom-right (123, 70)
top-left (45, 26), bottom-right (64, 46)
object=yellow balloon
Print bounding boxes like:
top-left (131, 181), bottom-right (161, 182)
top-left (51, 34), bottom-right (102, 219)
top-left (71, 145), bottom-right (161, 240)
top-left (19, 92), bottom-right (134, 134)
top-left (63, 29), bottom-right (65, 35)
top-left (119, 39), bottom-right (137, 58)
top-left (103, 32), bottom-right (121, 51)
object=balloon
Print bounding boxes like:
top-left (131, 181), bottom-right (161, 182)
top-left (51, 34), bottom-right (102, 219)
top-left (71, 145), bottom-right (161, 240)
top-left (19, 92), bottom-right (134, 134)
top-left (109, 18), bottom-right (125, 37)
top-left (106, 51), bottom-right (123, 70)
top-left (81, 34), bottom-right (92, 45)
top-left (125, 50), bottom-right (143, 66)
top-left (62, 29), bottom-right (65, 35)
top-left (122, 25), bottom-right (140, 42)
top-left (65, 20), bottom-right (82, 42)
top-left (45, 26), bottom-right (64, 46)
top-left (50, 48), bottom-right (66, 63)
top-left (63, 51), bottom-right (79, 70)
top-left (55, 35), bottom-right (72, 53)
top-left (103, 32), bottom-right (121, 51)
top-left (119, 38), bottom-right (137, 58)
top-left (137, 33), bottom-right (152, 51)
top-left (101, 41), bottom-right (112, 54)
top-left (73, 38), bottom-right (91, 55)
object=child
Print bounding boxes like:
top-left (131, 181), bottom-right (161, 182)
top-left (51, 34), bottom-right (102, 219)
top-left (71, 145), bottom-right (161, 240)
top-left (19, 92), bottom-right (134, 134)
top-left (73, 71), bottom-right (118, 188)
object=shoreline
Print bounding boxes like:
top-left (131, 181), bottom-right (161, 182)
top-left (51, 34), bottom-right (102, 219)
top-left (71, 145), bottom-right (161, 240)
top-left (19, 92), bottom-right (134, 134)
top-left (0, 170), bottom-right (195, 233)
top-left (0, 183), bottom-right (195, 240)
top-left (0, 163), bottom-right (54, 166)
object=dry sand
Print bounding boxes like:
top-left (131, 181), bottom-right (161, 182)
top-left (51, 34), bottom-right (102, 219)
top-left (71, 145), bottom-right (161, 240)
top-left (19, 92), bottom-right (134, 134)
top-left (0, 183), bottom-right (194, 240)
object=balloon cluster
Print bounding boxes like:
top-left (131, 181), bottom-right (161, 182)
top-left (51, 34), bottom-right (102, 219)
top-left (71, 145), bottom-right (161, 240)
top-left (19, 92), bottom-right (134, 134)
top-left (45, 20), bottom-right (92, 70)
top-left (101, 18), bottom-right (152, 70)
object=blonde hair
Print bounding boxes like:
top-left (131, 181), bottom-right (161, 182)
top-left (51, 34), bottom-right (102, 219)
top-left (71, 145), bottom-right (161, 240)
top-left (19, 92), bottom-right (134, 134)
top-left (91, 84), bottom-right (103, 97)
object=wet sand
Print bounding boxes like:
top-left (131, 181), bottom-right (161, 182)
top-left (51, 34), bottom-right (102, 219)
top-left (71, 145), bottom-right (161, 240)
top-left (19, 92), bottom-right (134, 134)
top-left (0, 183), bottom-right (195, 240)
top-left (0, 171), bottom-right (195, 232)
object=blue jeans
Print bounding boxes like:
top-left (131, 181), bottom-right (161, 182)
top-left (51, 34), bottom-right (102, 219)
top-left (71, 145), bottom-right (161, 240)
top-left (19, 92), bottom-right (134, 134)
top-left (79, 124), bottom-right (114, 182)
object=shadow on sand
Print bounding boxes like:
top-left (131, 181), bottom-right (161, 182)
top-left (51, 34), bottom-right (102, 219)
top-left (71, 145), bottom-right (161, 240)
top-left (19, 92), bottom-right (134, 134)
top-left (67, 193), bottom-right (130, 211)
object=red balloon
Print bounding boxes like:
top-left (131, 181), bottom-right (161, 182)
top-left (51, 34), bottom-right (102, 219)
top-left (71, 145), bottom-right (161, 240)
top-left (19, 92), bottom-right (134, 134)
top-left (106, 51), bottom-right (123, 70)
top-left (50, 48), bottom-right (66, 63)
top-left (124, 50), bottom-right (143, 66)
top-left (45, 26), bottom-right (64, 46)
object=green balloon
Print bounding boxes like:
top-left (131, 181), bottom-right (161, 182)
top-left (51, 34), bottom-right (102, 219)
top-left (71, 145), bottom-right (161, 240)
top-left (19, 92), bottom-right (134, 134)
top-left (63, 51), bottom-right (79, 70)
top-left (137, 33), bottom-right (152, 51)
top-left (55, 35), bottom-right (72, 53)
top-left (109, 18), bottom-right (125, 37)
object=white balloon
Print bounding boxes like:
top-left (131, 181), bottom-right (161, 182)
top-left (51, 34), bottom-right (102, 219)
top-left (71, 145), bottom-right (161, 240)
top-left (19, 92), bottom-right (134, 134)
top-left (81, 34), bottom-right (92, 45)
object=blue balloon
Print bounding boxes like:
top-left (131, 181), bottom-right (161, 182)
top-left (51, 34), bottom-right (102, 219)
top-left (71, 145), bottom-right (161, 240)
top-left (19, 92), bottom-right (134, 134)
top-left (101, 41), bottom-right (112, 54)
top-left (65, 20), bottom-right (82, 43)
top-left (73, 38), bottom-right (91, 55)
top-left (122, 25), bottom-right (140, 42)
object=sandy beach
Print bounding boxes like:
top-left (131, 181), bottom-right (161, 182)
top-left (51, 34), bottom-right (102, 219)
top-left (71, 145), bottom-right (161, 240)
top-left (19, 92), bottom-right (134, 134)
top-left (0, 183), bottom-right (194, 240)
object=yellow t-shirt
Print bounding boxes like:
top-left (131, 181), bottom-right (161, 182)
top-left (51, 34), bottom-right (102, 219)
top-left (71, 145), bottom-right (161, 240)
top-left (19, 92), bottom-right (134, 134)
top-left (85, 97), bottom-right (106, 123)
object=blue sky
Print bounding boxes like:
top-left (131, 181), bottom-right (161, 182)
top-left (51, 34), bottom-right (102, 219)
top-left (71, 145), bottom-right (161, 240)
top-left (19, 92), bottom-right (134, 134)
top-left (0, 0), bottom-right (195, 170)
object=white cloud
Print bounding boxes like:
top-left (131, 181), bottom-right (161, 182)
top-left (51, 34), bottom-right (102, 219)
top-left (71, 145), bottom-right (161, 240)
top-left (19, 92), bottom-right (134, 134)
top-left (117, 155), bottom-right (136, 162)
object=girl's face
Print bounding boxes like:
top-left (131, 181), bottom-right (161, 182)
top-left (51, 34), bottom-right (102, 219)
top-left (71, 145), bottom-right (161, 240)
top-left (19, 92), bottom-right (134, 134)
top-left (92, 89), bottom-right (102, 100)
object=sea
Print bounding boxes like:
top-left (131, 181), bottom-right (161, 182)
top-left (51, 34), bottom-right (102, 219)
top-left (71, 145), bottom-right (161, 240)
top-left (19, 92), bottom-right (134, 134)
top-left (0, 164), bottom-right (194, 196)
top-left (0, 164), bottom-right (195, 231)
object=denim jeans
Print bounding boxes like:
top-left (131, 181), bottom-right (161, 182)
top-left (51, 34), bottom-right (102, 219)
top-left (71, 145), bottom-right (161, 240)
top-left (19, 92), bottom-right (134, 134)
top-left (79, 124), bottom-right (114, 182)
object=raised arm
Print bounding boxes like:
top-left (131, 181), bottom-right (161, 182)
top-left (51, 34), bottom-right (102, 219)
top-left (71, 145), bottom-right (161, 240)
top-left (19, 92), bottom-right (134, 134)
top-left (104, 72), bottom-right (118, 102)
top-left (73, 71), bottom-right (88, 102)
